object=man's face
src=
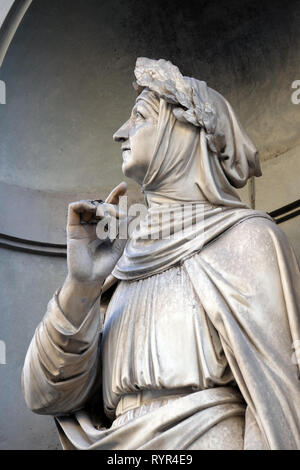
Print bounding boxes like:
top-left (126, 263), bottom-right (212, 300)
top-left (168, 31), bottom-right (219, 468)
top-left (113, 91), bottom-right (159, 185)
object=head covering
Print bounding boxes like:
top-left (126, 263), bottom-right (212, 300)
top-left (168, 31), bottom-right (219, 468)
top-left (134, 58), bottom-right (261, 206)
top-left (112, 58), bottom-right (272, 280)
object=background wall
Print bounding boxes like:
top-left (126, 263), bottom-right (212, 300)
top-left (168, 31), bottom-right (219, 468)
top-left (0, 0), bottom-right (299, 449)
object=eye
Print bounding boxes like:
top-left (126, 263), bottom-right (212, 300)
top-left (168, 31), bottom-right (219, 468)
top-left (135, 110), bottom-right (145, 120)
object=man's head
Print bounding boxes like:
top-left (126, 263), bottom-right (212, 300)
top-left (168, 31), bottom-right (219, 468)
top-left (113, 88), bottom-right (159, 185)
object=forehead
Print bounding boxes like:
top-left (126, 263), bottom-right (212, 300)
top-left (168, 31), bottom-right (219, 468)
top-left (134, 89), bottom-right (160, 112)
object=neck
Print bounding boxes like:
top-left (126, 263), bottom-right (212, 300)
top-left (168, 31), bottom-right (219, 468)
top-left (144, 190), bottom-right (209, 208)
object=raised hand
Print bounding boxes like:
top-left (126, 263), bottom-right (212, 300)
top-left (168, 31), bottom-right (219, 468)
top-left (58, 182), bottom-right (128, 327)
top-left (66, 182), bottom-right (128, 284)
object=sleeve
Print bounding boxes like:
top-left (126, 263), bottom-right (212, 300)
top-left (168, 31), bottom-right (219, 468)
top-left (22, 289), bottom-right (102, 416)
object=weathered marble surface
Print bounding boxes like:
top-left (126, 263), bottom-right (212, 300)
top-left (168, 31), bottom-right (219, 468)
top-left (22, 58), bottom-right (300, 450)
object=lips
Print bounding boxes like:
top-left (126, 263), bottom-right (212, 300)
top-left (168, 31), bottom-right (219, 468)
top-left (122, 147), bottom-right (131, 162)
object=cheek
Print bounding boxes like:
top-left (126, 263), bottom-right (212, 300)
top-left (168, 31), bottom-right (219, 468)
top-left (130, 123), bottom-right (157, 164)
top-left (123, 124), bottom-right (157, 183)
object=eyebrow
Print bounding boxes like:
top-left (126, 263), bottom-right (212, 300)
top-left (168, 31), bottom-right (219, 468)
top-left (133, 99), bottom-right (159, 116)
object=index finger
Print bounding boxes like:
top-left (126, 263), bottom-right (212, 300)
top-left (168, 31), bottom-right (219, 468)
top-left (105, 181), bottom-right (128, 205)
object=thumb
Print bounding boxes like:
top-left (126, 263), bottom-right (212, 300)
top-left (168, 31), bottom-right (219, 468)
top-left (105, 182), bottom-right (128, 205)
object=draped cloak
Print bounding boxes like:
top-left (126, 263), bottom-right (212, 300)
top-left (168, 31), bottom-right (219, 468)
top-left (22, 78), bottom-right (300, 450)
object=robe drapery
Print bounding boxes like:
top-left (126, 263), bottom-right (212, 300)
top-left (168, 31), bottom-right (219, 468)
top-left (22, 58), bottom-right (300, 449)
top-left (22, 216), bottom-right (300, 449)
top-left (112, 73), bottom-right (266, 281)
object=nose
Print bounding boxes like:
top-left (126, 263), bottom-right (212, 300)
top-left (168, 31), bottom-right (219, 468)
top-left (113, 119), bottom-right (130, 142)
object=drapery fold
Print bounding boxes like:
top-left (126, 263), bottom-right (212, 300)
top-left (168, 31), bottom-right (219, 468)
top-left (21, 58), bottom-right (300, 449)
top-left (22, 216), bottom-right (300, 449)
top-left (22, 291), bottom-right (101, 415)
top-left (113, 83), bottom-right (268, 281)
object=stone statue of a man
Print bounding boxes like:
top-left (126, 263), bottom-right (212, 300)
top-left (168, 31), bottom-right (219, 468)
top-left (22, 58), bottom-right (300, 450)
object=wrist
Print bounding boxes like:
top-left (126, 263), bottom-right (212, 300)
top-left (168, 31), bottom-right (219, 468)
top-left (58, 276), bottom-right (104, 327)
top-left (65, 274), bottom-right (105, 290)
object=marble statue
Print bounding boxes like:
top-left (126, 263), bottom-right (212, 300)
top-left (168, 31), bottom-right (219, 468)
top-left (22, 58), bottom-right (300, 450)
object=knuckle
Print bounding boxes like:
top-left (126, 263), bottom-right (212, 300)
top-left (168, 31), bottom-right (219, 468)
top-left (69, 201), bottom-right (80, 209)
top-left (69, 200), bottom-right (89, 210)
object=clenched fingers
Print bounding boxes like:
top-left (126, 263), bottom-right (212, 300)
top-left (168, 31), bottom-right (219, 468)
top-left (68, 200), bottom-right (97, 226)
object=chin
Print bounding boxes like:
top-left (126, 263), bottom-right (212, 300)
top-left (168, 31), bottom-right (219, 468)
top-left (122, 161), bottom-right (132, 178)
top-left (122, 162), bottom-right (144, 186)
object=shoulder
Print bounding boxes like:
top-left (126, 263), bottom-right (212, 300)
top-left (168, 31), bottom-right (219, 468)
top-left (229, 215), bottom-right (286, 243)
top-left (228, 215), bottom-right (292, 251)
top-left (201, 214), bottom-right (296, 274)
